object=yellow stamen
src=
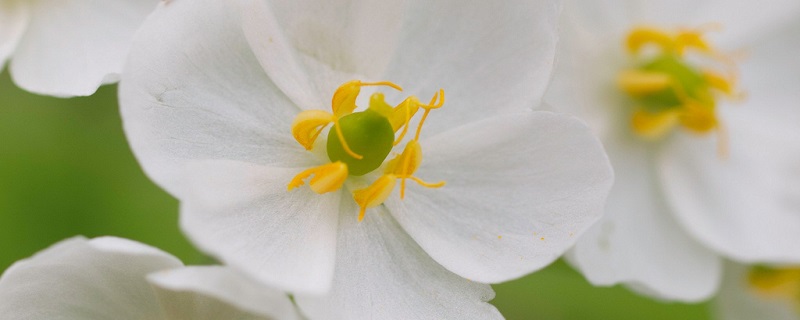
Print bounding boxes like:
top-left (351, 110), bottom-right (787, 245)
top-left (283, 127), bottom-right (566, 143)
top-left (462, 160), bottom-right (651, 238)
top-left (626, 27), bottom-right (675, 54)
top-left (674, 29), bottom-right (712, 55)
top-left (679, 103), bottom-right (717, 134)
top-left (291, 110), bottom-right (335, 150)
top-left (390, 140), bottom-right (423, 199)
top-left (331, 80), bottom-right (403, 117)
top-left (408, 176), bottom-right (446, 188)
top-left (360, 81), bottom-right (403, 91)
top-left (631, 109), bottom-right (681, 139)
top-left (289, 80), bottom-right (448, 222)
top-left (703, 69), bottom-right (735, 96)
top-left (390, 90), bottom-right (443, 145)
top-left (288, 162), bottom-right (348, 194)
top-left (388, 97), bottom-right (421, 131)
top-left (384, 140), bottom-right (445, 199)
top-left (627, 25), bottom-right (718, 56)
top-left (618, 70), bottom-right (673, 96)
top-left (390, 97), bottom-right (421, 145)
top-left (353, 175), bottom-right (397, 221)
top-left (414, 89), bottom-right (445, 141)
top-left (619, 25), bottom-right (742, 153)
top-left (748, 267), bottom-right (800, 309)
top-left (367, 92), bottom-right (423, 146)
top-left (385, 141), bottom-right (423, 177)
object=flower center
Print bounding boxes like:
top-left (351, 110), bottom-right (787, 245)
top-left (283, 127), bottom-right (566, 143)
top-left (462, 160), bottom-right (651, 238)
top-left (748, 266), bottom-right (800, 312)
top-left (287, 80), bottom-right (445, 221)
top-left (617, 26), bottom-right (740, 154)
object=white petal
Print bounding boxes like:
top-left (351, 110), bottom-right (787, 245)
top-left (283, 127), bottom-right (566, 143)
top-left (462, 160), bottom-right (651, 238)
top-left (241, 0), bottom-right (406, 109)
top-left (682, 0), bottom-right (800, 47)
top-left (560, 0), bottom-right (642, 39)
top-left (568, 137), bottom-right (722, 301)
top-left (0, 0), bottom-right (27, 70)
top-left (179, 160), bottom-right (338, 294)
top-left (384, 111), bottom-right (613, 283)
top-left (9, 0), bottom-right (157, 97)
top-left (542, 5), bottom-right (627, 138)
top-left (381, 0), bottom-right (560, 138)
top-left (563, 0), bottom-right (800, 47)
top-left (295, 197), bottom-right (501, 320)
top-left (120, 0), bottom-right (315, 198)
top-left (659, 19), bottom-right (800, 264)
top-left (0, 236), bottom-right (182, 319)
top-left (148, 266), bottom-right (300, 320)
top-left (713, 263), bottom-right (799, 320)
top-left (660, 132), bottom-right (800, 264)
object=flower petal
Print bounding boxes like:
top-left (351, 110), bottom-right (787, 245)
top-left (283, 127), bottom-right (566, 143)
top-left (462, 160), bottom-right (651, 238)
top-left (0, 1), bottom-right (27, 70)
top-left (562, 0), bottom-right (800, 48)
top-left (568, 136), bottom-right (722, 301)
top-left (241, 0), bottom-right (406, 109)
top-left (542, 7), bottom-right (627, 138)
top-left (120, 0), bottom-right (315, 197)
top-left (148, 266), bottom-right (300, 320)
top-left (0, 236), bottom-right (182, 319)
top-left (383, 111), bottom-right (613, 283)
top-left (179, 160), bottom-right (339, 294)
top-left (714, 263), bottom-right (799, 320)
top-left (381, 0), bottom-right (560, 137)
top-left (659, 18), bottom-right (800, 264)
top-left (295, 197), bottom-right (501, 320)
top-left (683, 0), bottom-right (800, 47)
top-left (660, 132), bottom-right (800, 264)
top-left (9, 0), bottom-right (157, 97)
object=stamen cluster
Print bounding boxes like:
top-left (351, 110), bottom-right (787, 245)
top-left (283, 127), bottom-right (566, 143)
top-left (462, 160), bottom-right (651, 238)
top-left (617, 26), bottom-right (741, 154)
top-left (288, 80), bottom-right (446, 221)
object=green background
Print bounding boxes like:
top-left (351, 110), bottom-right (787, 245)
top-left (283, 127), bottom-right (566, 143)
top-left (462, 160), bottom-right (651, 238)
top-left (0, 71), bottom-right (710, 319)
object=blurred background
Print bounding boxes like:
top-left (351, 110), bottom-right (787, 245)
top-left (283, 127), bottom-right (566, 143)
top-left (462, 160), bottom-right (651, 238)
top-left (0, 70), bottom-right (710, 319)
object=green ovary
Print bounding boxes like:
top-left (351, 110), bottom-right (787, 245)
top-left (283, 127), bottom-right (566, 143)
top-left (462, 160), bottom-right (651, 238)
top-left (327, 109), bottom-right (394, 176)
top-left (635, 54), bottom-right (713, 113)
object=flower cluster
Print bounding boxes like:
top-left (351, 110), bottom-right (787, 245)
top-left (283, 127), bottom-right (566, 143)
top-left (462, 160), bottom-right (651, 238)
top-left (0, 0), bottom-right (798, 319)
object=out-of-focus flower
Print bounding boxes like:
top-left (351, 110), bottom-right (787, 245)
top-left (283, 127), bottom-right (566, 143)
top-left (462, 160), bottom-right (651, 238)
top-left (0, 236), bottom-right (300, 320)
top-left (715, 263), bottom-right (800, 320)
top-left (119, 0), bottom-right (613, 318)
top-left (545, 0), bottom-right (800, 301)
top-left (0, 0), bottom-right (158, 97)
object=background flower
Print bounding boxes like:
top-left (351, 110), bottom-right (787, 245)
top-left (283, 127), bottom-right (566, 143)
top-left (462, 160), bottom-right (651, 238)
top-left (714, 263), bottom-right (800, 320)
top-left (0, 0), bottom-right (158, 97)
top-left (545, 0), bottom-right (800, 301)
top-left (0, 236), bottom-right (299, 319)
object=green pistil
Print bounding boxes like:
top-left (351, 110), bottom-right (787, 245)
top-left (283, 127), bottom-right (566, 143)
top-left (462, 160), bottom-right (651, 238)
top-left (327, 109), bottom-right (394, 176)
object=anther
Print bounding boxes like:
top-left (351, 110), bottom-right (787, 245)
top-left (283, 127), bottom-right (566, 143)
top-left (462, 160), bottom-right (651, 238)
top-left (384, 140), bottom-right (445, 199)
top-left (618, 70), bottom-right (673, 96)
top-left (288, 162), bottom-right (348, 194)
top-left (626, 27), bottom-right (674, 54)
top-left (748, 267), bottom-right (800, 304)
top-left (291, 110), bottom-right (335, 150)
top-left (353, 175), bottom-right (397, 222)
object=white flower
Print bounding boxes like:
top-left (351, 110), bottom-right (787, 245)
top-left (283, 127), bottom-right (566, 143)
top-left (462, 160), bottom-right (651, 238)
top-left (119, 0), bottom-right (613, 318)
top-left (0, 236), bottom-right (300, 320)
top-left (544, 0), bottom-right (800, 301)
top-left (715, 263), bottom-right (800, 320)
top-left (0, 0), bottom-right (158, 97)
